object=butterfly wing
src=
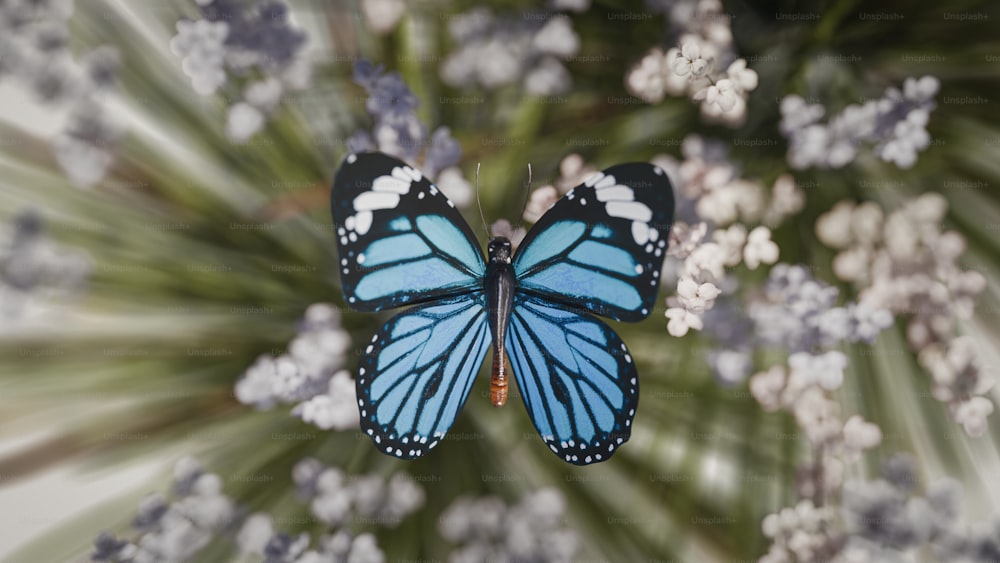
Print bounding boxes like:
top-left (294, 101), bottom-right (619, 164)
top-left (332, 152), bottom-right (486, 312)
top-left (506, 294), bottom-right (638, 465)
top-left (513, 163), bottom-right (674, 321)
top-left (357, 294), bottom-right (491, 459)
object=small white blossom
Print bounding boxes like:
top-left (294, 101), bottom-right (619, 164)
top-left (666, 306), bottom-right (703, 337)
top-left (843, 415), bottom-right (883, 451)
top-left (743, 226), bottom-right (779, 269)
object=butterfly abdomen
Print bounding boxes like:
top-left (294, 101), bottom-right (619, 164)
top-left (490, 350), bottom-right (509, 407)
top-left (485, 237), bottom-right (516, 408)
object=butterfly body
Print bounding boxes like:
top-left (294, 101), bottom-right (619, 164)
top-left (332, 152), bottom-right (674, 465)
top-left (485, 237), bottom-right (516, 407)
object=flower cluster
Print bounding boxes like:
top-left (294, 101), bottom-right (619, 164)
top-left (439, 488), bottom-right (579, 563)
top-left (653, 137), bottom-right (803, 339)
top-left (840, 455), bottom-right (1000, 562)
top-left (763, 454), bottom-right (1000, 562)
top-left (169, 0), bottom-right (312, 142)
top-left (751, 353), bottom-right (883, 499)
top-left (290, 457), bottom-right (425, 528)
top-left (780, 76), bottom-right (939, 169)
top-left (746, 264), bottom-right (894, 353)
top-left (440, 8), bottom-right (580, 95)
top-left (741, 264), bottom-right (893, 506)
top-left (627, 0), bottom-right (758, 125)
top-left (349, 60), bottom-right (473, 208)
top-left (236, 458), bottom-right (425, 562)
top-left (234, 303), bottom-right (357, 431)
top-left (816, 194), bottom-right (992, 435)
top-left (0, 0), bottom-right (124, 186)
top-left (92, 456), bottom-right (423, 563)
top-left (0, 210), bottom-right (92, 322)
top-left (654, 136), bottom-right (802, 227)
top-left (91, 457), bottom-right (237, 562)
top-left (759, 499), bottom-right (841, 563)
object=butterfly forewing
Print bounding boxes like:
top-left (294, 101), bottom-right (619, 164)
top-left (332, 152), bottom-right (486, 312)
top-left (513, 163), bottom-right (675, 322)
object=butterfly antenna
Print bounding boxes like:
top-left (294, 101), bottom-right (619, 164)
top-left (517, 163), bottom-right (533, 227)
top-left (475, 162), bottom-right (490, 240)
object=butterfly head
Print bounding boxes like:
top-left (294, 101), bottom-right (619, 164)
top-left (487, 237), bottom-right (513, 264)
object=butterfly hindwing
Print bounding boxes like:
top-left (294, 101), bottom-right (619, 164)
top-left (505, 293), bottom-right (638, 465)
top-left (332, 152), bottom-right (486, 312)
top-left (357, 294), bottom-right (491, 459)
top-left (513, 163), bottom-right (675, 321)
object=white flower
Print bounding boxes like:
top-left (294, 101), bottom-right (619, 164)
top-left (750, 365), bottom-right (786, 412)
top-left (625, 48), bottom-right (668, 103)
top-left (170, 19), bottom-right (229, 96)
top-left (236, 513), bottom-right (273, 555)
top-left (672, 41), bottom-right (709, 77)
top-left (52, 134), bottom-right (114, 188)
top-left (725, 58), bottom-right (758, 92)
top-left (523, 185), bottom-right (559, 223)
top-left (532, 15), bottom-right (579, 58)
top-left (842, 415), bottom-right (883, 451)
top-left (903, 75), bottom-right (939, 103)
top-left (225, 102), bottom-right (265, 142)
top-left (435, 167), bottom-right (473, 209)
top-left (953, 397), bottom-right (994, 436)
top-left (683, 241), bottom-right (727, 280)
top-left (524, 56), bottom-right (571, 95)
top-left (789, 351), bottom-right (847, 391)
top-left (832, 246), bottom-right (870, 283)
top-left (347, 533), bottom-right (385, 563)
top-left (696, 78), bottom-right (736, 112)
top-left (668, 221), bottom-right (708, 258)
top-left (743, 226), bottom-right (779, 269)
top-left (675, 277), bottom-right (721, 313)
top-left (779, 95), bottom-right (825, 134)
top-left (815, 201), bottom-right (855, 249)
top-left (666, 306), bottom-right (702, 336)
top-left (713, 223), bottom-right (747, 266)
top-left (244, 77), bottom-right (283, 111)
top-left (361, 0), bottom-right (406, 35)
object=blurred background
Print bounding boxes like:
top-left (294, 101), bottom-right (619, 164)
top-left (1, 0), bottom-right (999, 561)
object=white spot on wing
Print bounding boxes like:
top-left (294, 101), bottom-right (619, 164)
top-left (632, 221), bottom-right (650, 245)
top-left (372, 176), bottom-right (410, 194)
top-left (583, 173), bottom-right (604, 187)
top-left (347, 154), bottom-right (357, 164)
top-left (594, 174), bottom-right (616, 189)
top-left (354, 211), bottom-right (373, 235)
top-left (595, 185), bottom-right (634, 202)
top-left (354, 191), bottom-right (400, 212)
top-left (607, 201), bottom-right (652, 223)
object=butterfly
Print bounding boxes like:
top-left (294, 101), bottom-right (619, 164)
top-left (331, 152), bottom-right (674, 465)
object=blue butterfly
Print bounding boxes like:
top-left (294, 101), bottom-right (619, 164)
top-left (332, 152), bottom-right (674, 465)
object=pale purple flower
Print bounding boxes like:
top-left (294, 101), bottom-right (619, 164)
top-left (440, 8), bottom-right (579, 95)
top-left (292, 370), bottom-right (360, 430)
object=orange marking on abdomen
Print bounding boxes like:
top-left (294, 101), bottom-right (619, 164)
top-left (490, 350), bottom-right (509, 407)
